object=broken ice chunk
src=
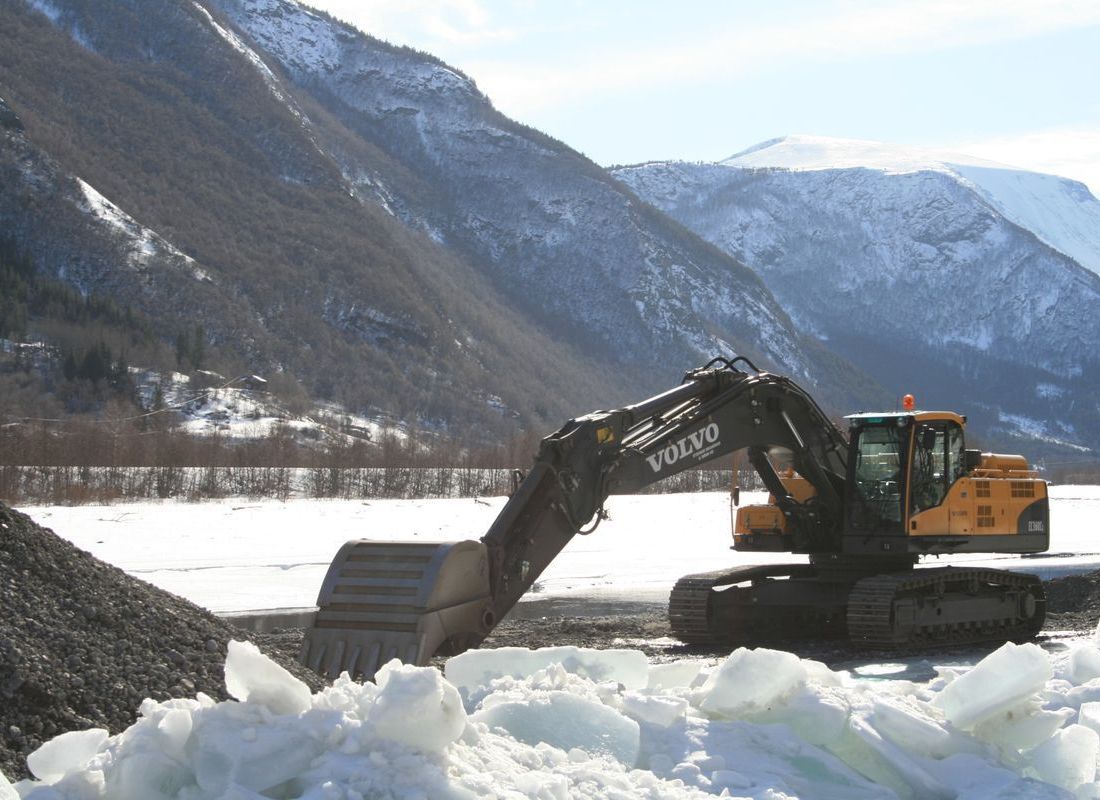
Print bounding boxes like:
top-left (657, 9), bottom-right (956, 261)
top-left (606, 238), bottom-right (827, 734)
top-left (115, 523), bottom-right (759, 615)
top-left (445, 646), bottom-right (648, 691)
top-left (225, 640), bottom-right (311, 716)
top-left (646, 661), bottom-right (702, 690)
top-left (1026, 724), bottom-right (1099, 791)
top-left (1068, 645), bottom-right (1100, 685)
top-left (472, 690), bottom-right (640, 766)
top-left (973, 706), bottom-right (1073, 754)
top-left (872, 698), bottom-right (956, 759)
top-left (154, 708), bottom-right (194, 760)
top-left (754, 685), bottom-right (850, 746)
top-left (925, 752), bottom-right (1070, 799)
top-left (843, 716), bottom-right (955, 800)
top-left (105, 750), bottom-right (195, 800)
top-left (190, 715), bottom-right (321, 796)
top-left (0, 770), bottom-right (16, 800)
top-left (26, 728), bottom-right (109, 783)
top-left (620, 690), bottom-right (688, 728)
top-left (933, 642), bottom-right (1051, 729)
top-left (697, 648), bottom-right (806, 719)
top-left (369, 660), bottom-right (466, 751)
top-left (1079, 701), bottom-right (1100, 735)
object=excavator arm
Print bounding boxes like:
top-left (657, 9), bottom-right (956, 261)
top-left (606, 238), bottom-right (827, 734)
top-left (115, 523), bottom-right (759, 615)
top-left (301, 357), bottom-right (849, 679)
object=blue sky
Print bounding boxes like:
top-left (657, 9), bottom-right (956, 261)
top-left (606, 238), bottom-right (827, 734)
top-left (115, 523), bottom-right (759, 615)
top-left (306, 0), bottom-right (1100, 194)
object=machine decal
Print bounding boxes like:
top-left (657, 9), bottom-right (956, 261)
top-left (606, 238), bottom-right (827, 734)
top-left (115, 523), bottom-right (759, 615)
top-left (646, 423), bottom-right (721, 472)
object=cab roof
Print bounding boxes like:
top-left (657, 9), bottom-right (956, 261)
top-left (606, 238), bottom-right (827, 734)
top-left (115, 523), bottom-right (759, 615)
top-left (845, 411), bottom-right (966, 426)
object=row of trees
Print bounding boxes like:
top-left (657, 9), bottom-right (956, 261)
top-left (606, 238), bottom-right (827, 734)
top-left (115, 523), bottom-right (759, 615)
top-left (0, 417), bottom-right (741, 505)
top-left (0, 405), bottom-right (749, 504)
top-left (0, 463), bottom-right (739, 506)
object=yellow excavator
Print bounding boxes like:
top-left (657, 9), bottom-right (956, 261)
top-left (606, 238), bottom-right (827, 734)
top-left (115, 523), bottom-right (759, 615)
top-left (300, 357), bottom-right (1049, 680)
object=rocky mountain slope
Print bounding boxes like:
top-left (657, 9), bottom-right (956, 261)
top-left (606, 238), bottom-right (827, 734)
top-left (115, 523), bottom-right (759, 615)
top-left (616, 136), bottom-right (1100, 455)
top-left (208, 0), bottom-right (824, 378)
top-left (0, 0), bottom-right (874, 449)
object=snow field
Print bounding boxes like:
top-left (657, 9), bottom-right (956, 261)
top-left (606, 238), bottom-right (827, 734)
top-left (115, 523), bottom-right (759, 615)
top-left (12, 636), bottom-right (1100, 798)
top-left (24, 485), bottom-right (1100, 614)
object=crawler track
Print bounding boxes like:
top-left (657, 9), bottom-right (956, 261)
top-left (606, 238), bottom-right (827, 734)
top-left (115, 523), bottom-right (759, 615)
top-left (671, 564), bottom-right (1045, 650)
top-left (846, 567), bottom-right (1045, 648)
top-left (668, 570), bottom-right (729, 643)
top-left (669, 564), bottom-right (834, 645)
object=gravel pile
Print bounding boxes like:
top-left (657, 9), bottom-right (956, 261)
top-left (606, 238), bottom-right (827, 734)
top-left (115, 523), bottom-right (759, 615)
top-left (1043, 569), bottom-right (1100, 633)
top-left (0, 502), bottom-right (325, 781)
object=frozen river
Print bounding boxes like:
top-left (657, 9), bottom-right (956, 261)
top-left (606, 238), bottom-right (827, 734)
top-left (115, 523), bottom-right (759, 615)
top-left (24, 485), bottom-right (1100, 614)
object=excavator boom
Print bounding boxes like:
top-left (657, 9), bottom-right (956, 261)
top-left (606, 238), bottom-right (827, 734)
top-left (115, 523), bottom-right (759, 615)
top-left (302, 357), bottom-right (849, 679)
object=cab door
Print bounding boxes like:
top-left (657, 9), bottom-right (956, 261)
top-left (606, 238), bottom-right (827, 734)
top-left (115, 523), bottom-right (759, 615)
top-left (907, 420), bottom-right (966, 535)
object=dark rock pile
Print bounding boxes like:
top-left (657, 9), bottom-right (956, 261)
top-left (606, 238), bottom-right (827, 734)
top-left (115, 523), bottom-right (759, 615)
top-left (0, 502), bottom-right (325, 781)
top-left (1043, 569), bottom-right (1100, 634)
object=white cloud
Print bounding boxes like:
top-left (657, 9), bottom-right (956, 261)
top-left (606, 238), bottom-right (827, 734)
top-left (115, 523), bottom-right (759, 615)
top-left (454, 0), bottom-right (1100, 118)
top-left (304, 0), bottom-right (519, 47)
top-left (949, 127), bottom-right (1100, 199)
top-left (421, 15), bottom-right (518, 46)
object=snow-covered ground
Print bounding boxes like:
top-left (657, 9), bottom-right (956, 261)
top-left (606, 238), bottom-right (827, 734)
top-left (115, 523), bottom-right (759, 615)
top-left (8, 488), bottom-right (1100, 797)
top-left (23, 485), bottom-right (1100, 614)
top-left (134, 371), bottom-right (396, 444)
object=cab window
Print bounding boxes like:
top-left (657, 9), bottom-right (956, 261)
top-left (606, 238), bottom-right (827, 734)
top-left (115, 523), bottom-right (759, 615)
top-left (910, 421), bottom-right (963, 513)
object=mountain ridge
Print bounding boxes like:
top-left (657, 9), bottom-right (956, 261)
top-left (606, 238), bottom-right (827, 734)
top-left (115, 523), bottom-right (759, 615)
top-left (615, 137), bottom-right (1100, 454)
top-left (713, 134), bottom-right (1100, 276)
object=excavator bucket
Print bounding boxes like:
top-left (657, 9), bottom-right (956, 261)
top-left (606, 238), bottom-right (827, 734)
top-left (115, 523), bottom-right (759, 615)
top-left (300, 539), bottom-right (491, 681)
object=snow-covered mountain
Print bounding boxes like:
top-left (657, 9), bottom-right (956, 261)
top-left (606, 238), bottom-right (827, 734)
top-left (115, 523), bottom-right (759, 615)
top-left (616, 136), bottom-right (1100, 454)
top-left (725, 135), bottom-right (1100, 277)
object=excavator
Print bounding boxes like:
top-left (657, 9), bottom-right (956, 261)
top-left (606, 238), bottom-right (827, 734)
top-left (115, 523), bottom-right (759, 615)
top-left (300, 357), bottom-right (1049, 680)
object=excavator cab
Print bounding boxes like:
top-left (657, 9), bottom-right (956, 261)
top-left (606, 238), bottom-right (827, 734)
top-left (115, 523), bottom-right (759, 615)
top-left (737, 410), bottom-right (1049, 557)
top-left (846, 410), bottom-right (1048, 554)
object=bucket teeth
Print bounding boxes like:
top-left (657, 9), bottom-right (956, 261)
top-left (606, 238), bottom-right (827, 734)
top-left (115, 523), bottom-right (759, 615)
top-left (301, 539), bottom-right (491, 681)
